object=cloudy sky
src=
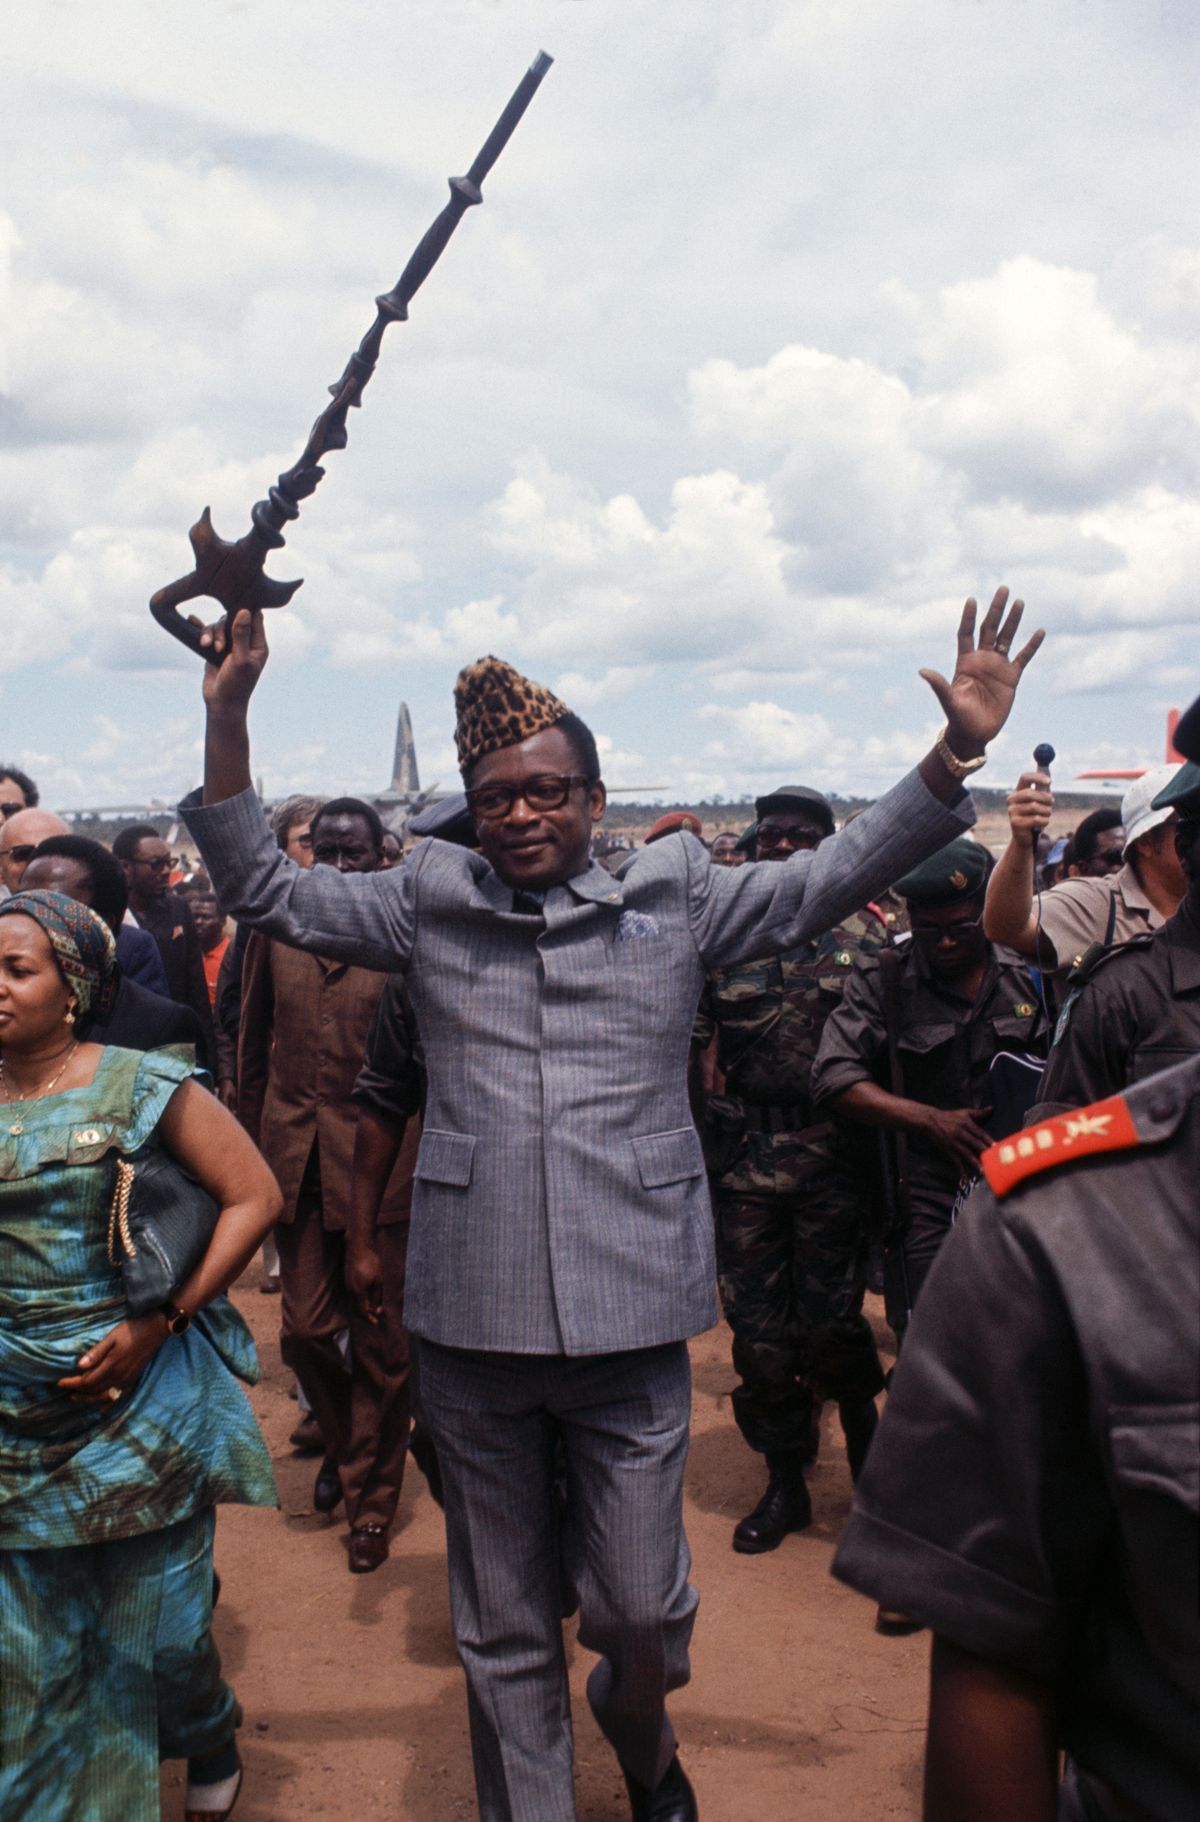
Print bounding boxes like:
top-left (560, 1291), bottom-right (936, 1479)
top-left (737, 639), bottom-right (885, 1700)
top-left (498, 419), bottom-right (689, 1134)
top-left (3, 0), bottom-right (1198, 812)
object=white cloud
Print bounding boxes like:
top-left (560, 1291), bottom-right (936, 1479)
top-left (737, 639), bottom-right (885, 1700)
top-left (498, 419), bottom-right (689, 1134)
top-left (700, 700), bottom-right (834, 768)
top-left (484, 456), bottom-right (788, 665)
top-left (913, 256), bottom-right (1200, 507)
top-left (552, 666), bottom-right (647, 710)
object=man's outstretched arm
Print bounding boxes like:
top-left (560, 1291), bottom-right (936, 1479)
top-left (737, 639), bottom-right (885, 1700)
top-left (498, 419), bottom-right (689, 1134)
top-left (180, 607), bottom-right (418, 971)
top-left (694, 589), bottom-right (1045, 969)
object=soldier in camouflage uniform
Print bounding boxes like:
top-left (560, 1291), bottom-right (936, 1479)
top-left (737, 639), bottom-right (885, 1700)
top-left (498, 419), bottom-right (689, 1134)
top-left (692, 785), bottom-right (890, 1555)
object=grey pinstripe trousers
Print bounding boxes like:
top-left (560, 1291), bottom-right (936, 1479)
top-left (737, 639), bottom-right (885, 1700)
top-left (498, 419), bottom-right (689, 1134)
top-left (419, 1339), bottom-right (698, 1822)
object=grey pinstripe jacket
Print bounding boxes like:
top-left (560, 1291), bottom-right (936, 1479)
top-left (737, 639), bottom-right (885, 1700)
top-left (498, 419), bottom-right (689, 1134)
top-left (182, 772), bottom-right (971, 1354)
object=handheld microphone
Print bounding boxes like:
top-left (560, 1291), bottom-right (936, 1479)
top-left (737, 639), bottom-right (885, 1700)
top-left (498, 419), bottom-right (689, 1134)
top-left (1033, 742), bottom-right (1056, 773)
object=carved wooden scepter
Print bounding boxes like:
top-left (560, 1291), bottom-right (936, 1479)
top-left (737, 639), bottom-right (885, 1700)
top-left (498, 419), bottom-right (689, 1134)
top-left (151, 50), bottom-right (553, 663)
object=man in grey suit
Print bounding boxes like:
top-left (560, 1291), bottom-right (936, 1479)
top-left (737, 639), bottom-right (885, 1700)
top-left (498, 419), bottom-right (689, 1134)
top-left (183, 589), bottom-right (1041, 1822)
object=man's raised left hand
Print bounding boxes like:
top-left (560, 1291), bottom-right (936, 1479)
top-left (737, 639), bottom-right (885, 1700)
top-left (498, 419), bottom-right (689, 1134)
top-left (920, 587), bottom-right (1044, 761)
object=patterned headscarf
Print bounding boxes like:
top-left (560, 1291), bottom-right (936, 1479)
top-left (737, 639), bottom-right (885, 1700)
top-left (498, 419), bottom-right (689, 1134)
top-left (0, 889), bottom-right (119, 1018)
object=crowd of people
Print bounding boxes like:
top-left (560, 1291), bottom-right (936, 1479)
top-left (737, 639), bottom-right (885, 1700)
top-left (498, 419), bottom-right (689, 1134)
top-left (0, 585), bottom-right (1196, 1822)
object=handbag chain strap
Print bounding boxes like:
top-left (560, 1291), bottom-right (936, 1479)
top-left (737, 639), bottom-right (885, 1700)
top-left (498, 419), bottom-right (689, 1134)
top-left (107, 1158), bottom-right (137, 1264)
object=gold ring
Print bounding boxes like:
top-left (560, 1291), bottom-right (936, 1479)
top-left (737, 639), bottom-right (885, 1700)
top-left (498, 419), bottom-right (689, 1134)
top-left (106, 1386), bottom-right (121, 1404)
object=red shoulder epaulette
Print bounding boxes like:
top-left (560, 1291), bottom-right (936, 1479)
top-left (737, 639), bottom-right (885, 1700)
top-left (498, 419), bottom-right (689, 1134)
top-left (981, 1093), bottom-right (1140, 1197)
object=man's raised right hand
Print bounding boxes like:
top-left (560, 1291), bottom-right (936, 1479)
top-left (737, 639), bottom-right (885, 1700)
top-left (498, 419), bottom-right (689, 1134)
top-left (195, 607), bottom-right (271, 716)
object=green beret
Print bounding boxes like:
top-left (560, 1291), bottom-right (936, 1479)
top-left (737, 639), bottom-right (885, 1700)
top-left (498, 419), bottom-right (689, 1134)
top-left (1151, 759), bottom-right (1200, 819)
top-left (895, 837), bottom-right (993, 907)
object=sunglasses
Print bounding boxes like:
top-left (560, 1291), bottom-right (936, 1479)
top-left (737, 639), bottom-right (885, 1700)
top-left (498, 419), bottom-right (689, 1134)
top-left (1, 843), bottom-right (38, 865)
top-left (757, 827), bottom-right (823, 851)
top-left (465, 774), bottom-right (591, 822)
top-left (131, 854), bottom-right (178, 873)
top-left (0, 802), bottom-right (26, 820)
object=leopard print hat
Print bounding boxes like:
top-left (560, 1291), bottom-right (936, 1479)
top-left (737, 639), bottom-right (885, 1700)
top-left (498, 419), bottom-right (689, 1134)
top-left (454, 656), bottom-right (571, 772)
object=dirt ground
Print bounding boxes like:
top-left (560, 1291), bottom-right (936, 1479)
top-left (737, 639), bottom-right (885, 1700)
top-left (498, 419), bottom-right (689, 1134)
top-left (162, 1290), bottom-right (927, 1822)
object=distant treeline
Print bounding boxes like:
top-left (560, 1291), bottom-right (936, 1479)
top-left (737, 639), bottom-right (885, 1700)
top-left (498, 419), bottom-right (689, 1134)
top-left (607, 786), bottom-right (1119, 832)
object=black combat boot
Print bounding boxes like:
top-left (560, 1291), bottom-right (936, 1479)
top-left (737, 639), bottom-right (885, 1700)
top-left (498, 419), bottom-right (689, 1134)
top-left (838, 1398), bottom-right (879, 1483)
top-left (731, 1453), bottom-right (812, 1553)
top-left (623, 1752), bottom-right (698, 1821)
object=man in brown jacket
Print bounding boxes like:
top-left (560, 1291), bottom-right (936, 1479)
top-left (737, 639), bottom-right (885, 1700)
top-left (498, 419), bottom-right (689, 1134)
top-left (237, 796), bottom-right (415, 1572)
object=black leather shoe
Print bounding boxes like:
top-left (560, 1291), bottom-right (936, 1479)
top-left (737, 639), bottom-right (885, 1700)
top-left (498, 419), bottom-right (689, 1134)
top-left (623, 1753), bottom-right (697, 1821)
top-left (732, 1463), bottom-right (812, 1554)
top-left (289, 1414), bottom-right (324, 1456)
top-left (348, 1524), bottom-right (389, 1574)
top-left (313, 1456), bottom-right (342, 1514)
top-left (839, 1398), bottom-right (879, 1483)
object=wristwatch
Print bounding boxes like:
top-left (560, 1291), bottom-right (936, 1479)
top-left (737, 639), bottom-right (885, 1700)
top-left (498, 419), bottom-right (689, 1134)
top-left (161, 1302), bottom-right (192, 1336)
top-left (935, 725), bottom-right (987, 781)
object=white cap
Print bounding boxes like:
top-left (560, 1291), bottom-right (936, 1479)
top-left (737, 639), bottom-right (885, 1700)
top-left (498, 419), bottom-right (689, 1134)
top-left (1121, 763), bottom-right (1182, 854)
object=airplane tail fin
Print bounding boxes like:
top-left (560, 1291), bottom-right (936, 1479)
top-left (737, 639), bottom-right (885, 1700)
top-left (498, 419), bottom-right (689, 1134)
top-left (391, 703), bottom-right (421, 794)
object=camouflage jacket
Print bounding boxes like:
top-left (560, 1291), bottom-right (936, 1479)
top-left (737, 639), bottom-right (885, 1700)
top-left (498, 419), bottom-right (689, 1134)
top-left (693, 909), bottom-right (890, 1192)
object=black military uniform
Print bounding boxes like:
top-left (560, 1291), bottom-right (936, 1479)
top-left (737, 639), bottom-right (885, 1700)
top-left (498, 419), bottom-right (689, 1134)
top-left (1037, 761), bottom-right (1200, 1115)
top-left (832, 1054), bottom-right (1200, 1821)
top-left (833, 693), bottom-right (1200, 1819)
top-left (811, 840), bottom-right (1044, 1323)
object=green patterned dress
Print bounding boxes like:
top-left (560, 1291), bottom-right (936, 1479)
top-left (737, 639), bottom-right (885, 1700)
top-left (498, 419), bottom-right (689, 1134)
top-left (0, 1045), bottom-right (277, 1821)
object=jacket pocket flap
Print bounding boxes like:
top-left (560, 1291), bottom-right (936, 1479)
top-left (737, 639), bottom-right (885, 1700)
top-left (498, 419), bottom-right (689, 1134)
top-left (897, 1021), bottom-right (956, 1054)
top-left (1110, 1404), bottom-right (1199, 1512)
top-left (633, 1127), bottom-right (705, 1189)
top-left (414, 1129), bottom-right (476, 1188)
top-left (991, 1014), bottom-right (1040, 1038)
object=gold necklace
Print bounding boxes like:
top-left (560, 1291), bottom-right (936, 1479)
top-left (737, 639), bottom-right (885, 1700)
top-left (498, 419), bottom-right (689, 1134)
top-left (0, 1042), bottom-right (80, 1137)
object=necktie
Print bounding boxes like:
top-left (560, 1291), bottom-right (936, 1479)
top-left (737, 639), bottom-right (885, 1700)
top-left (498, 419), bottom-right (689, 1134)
top-left (511, 891), bottom-right (545, 919)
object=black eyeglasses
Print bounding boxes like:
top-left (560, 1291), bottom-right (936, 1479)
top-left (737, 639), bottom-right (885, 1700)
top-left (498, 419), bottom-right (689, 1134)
top-left (1, 844), bottom-right (39, 865)
top-left (465, 774), bottom-right (591, 822)
top-left (132, 854), bottom-right (177, 873)
top-left (0, 801), bottom-right (26, 820)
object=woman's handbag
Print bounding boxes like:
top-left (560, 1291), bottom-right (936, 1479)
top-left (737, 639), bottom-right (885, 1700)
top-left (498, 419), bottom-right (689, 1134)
top-left (107, 1147), bottom-right (220, 1317)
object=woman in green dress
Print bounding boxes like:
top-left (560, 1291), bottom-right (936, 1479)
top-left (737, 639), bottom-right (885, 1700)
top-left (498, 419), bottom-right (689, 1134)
top-left (0, 890), bottom-right (282, 1821)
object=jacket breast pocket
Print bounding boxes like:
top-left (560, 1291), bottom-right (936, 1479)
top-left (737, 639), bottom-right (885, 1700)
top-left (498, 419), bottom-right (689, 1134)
top-left (897, 1021), bottom-right (956, 1056)
top-left (632, 1127), bottom-right (705, 1190)
top-left (990, 1013), bottom-right (1041, 1046)
top-left (1109, 1403), bottom-right (1199, 1513)
top-left (414, 1129), bottom-right (476, 1189)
